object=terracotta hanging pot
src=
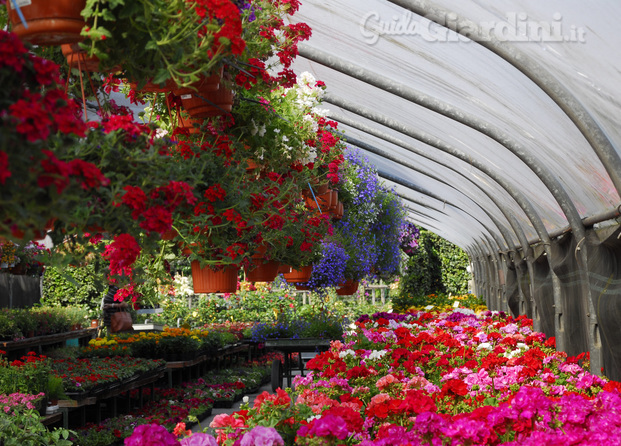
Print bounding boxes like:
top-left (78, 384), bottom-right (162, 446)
top-left (191, 262), bottom-right (239, 294)
top-left (332, 201), bottom-right (344, 220)
top-left (328, 190), bottom-right (338, 211)
top-left (245, 259), bottom-right (280, 282)
top-left (335, 280), bottom-right (359, 296)
top-left (7, 0), bottom-right (86, 46)
top-left (176, 116), bottom-right (205, 135)
top-left (283, 265), bottom-right (313, 283)
top-left (278, 264), bottom-right (291, 274)
top-left (160, 228), bottom-right (178, 241)
top-left (305, 189), bottom-right (333, 213)
top-left (173, 69), bottom-right (233, 119)
top-left (178, 85), bottom-right (234, 119)
top-left (173, 70), bottom-right (222, 96)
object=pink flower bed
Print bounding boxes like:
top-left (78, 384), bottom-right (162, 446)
top-left (127, 309), bottom-right (621, 445)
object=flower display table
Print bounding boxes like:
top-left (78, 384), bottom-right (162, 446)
top-left (264, 338), bottom-right (331, 391)
top-left (0, 328), bottom-right (97, 359)
top-left (55, 365), bottom-right (166, 429)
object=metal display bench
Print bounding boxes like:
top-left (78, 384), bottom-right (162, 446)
top-left (264, 338), bottom-right (331, 391)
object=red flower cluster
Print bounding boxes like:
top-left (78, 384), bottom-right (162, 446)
top-left (103, 233), bottom-right (142, 277)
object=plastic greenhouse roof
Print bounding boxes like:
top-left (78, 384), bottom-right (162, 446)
top-left (287, 0), bottom-right (621, 255)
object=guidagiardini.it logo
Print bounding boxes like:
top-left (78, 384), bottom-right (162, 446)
top-left (359, 11), bottom-right (587, 45)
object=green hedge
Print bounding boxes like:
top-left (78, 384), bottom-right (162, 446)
top-left (399, 229), bottom-right (470, 298)
top-left (41, 264), bottom-right (105, 314)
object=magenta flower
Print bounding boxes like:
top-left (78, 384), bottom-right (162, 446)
top-left (179, 433), bottom-right (218, 446)
top-left (124, 424), bottom-right (178, 446)
top-left (297, 414), bottom-right (349, 440)
top-left (239, 426), bottom-right (284, 446)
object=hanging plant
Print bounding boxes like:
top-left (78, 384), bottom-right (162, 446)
top-left (0, 30), bottom-right (109, 241)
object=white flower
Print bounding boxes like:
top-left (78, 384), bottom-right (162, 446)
top-left (154, 128), bottom-right (168, 139)
top-left (477, 342), bottom-right (493, 351)
top-left (339, 349), bottom-right (355, 358)
top-left (368, 350), bottom-right (388, 360)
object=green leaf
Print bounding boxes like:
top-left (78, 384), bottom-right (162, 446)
top-left (152, 69), bottom-right (171, 85)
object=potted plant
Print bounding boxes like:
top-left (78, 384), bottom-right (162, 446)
top-left (46, 375), bottom-right (68, 406)
top-left (79, 0), bottom-right (245, 88)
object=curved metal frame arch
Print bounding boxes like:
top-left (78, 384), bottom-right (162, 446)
top-left (344, 133), bottom-right (515, 250)
top-left (383, 177), bottom-right (506, 252)
top-left (297, 46), bottom-right (587, 244)
top-left (325, 96), bottom-right (556, 331)
top-left (341, 127), bottom-right (524, 252)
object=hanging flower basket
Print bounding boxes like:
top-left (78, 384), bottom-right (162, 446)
top-left (173, 69), bottom-right (232, 118)
top-left (176, 116), bottom-right (205, 135)
top-left (305, 189), bottom-right (333, 213)
top-left (7, 0), bottom-right (87, 46)
top-left (177, 86), bottom-right (234, 119)
top-left (245, 259), bottom-right (280, 283)
top-left (283, 265), bottom-right (313, 283)
top-left (335, 280), bottom-right (359, 296)
top-left (328, 189), bottom-right (339, 211)
top-left (191, 261), bottom-right (239, 294)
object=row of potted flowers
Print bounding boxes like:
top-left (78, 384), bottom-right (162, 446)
top-left (86, 327), bottom-right (240, 362)
top-left (0, 306), bottom-right (91, 342)
top-left (131, 307), bottom-right (621, 445)
top-left (67, 359), bottom-right (274, 446)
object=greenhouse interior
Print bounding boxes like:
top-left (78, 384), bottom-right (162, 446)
top-left (2, 0), bottom-right (621, 444)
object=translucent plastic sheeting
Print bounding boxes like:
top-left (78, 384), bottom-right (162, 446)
top-left (289, 0), bottom-right (620, 241)
top-left (422, 0), bottom-right (621, 171)
top-left (365, 150), bottom-right (507, 247)
top-left (340, 122), bottom-right (540, 245)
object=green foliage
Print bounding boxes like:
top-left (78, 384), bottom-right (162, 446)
top-left (0, 409), bottom-right (73, 446)
top-left (41, 264), bottom-right (105, 314)
top-left (399, 229), bottom-right (470, 299)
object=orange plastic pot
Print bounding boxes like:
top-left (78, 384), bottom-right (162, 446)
top-left (335, 280), bottom-right (359, 296)
top-left (62, 43), bottom-right (100, 71)
top-left (178, 86), bottom-right (234, 119)
top-left (8, 0), bottom-right (86, 46)
top-left (283, 265), bottom-right (313, 283)
top-left (191, 262), bottom-right (239, 294)
top-left (245, 259), bottom-right (280, 283)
